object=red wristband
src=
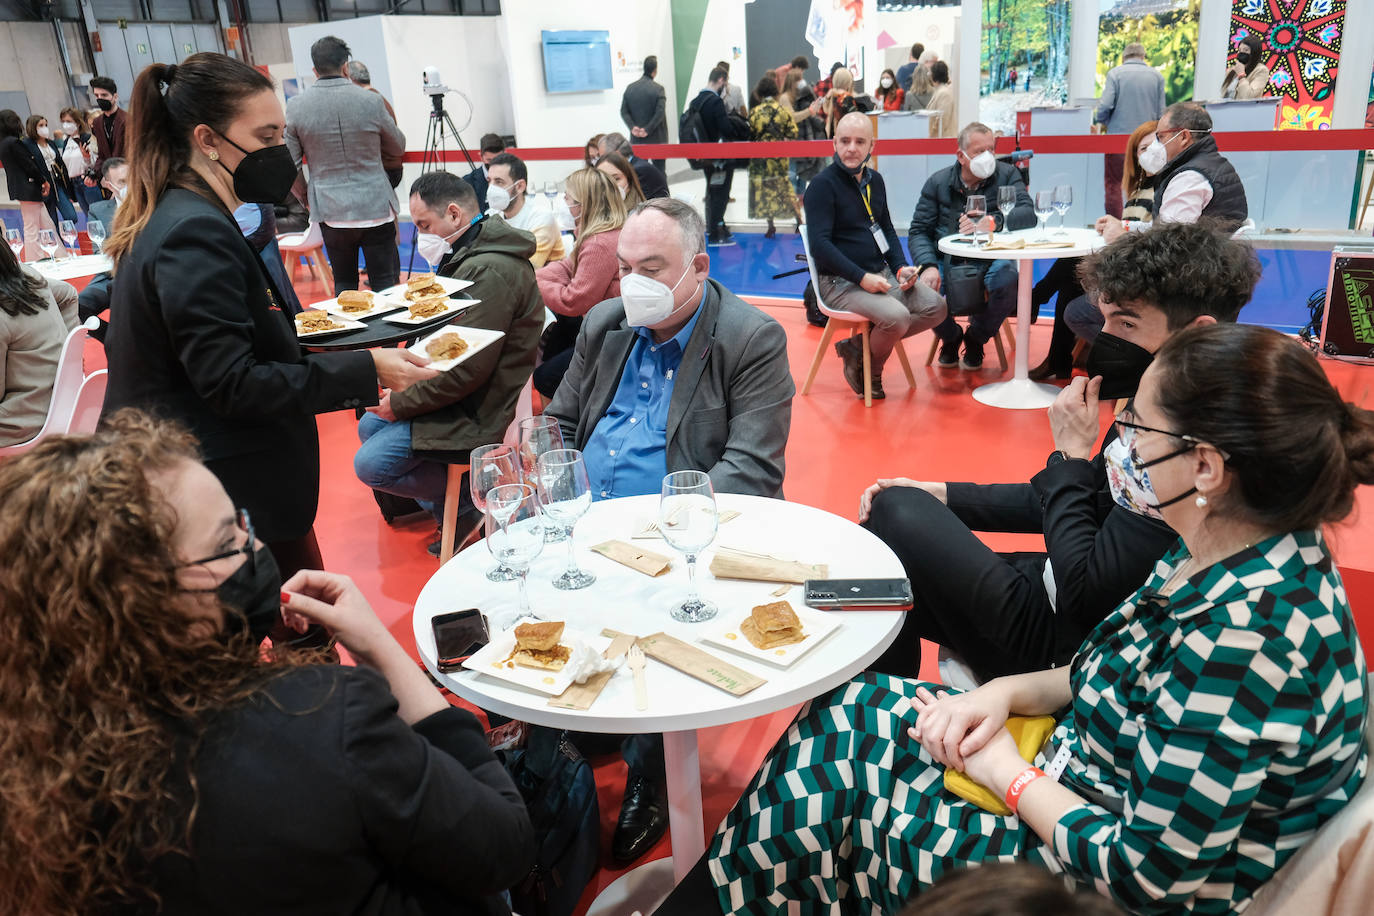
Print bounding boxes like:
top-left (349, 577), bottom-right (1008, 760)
top-left (1005, 766), bottom-right (1045, 814)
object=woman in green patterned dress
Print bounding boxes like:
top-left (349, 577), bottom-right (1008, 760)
top-left (670, 324), bottom-right (1373, 915)
top-left (748, 75), bottom-right (797, 239)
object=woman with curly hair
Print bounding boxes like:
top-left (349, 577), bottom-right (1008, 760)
top-left (0, 410), bottom-right (532, 914)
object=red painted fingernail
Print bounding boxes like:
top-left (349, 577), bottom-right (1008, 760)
top-left (280, 591), bottom-right (290, 604)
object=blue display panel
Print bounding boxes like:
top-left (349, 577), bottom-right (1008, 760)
top-left (541, 30), bottom-right (613, 94)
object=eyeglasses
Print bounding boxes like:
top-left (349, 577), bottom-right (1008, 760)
top-left (1114, 400), bottom-right (1229, 461)
top-left (181, 508), bottom-right (256, 571)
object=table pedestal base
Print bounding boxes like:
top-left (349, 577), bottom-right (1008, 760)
top-left (585, 857), bottom-right (676, 916)
top-left (972, 377), bottom-right (1061, 409)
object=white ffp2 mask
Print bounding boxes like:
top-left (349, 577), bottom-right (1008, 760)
top-left (620, 264), bottom-right (698, 328)
top-left (968, 150), bottom-right (997, 180)
top-left (485, 184), bottom-right (512, 213)
top-left (1139, 139), bottom-right (1168, 175)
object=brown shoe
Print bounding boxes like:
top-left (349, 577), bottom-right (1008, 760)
top-left (834, 338), bottom-right (865, 397)
top-left (1028, 358), bottom-right (1071, 381)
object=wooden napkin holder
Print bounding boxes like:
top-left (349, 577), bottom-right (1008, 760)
top-left (590, 540), bottom-right (673, 576)
top-left (709, 547), bottom-right (828, 585)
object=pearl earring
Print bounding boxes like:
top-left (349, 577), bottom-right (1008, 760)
top-left (1195, 494), bottom-right (1208, 508)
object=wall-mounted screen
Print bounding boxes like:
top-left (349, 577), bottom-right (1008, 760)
top-left (541, 29), bottom-right (613, 94)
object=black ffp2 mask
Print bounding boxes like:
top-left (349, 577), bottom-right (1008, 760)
top-left (216, 134), bottom-right (298, 204)
top-left (215, 543), bottom-right (283, 643)
top-left (96, 98), bottom-right (114, 112)
top-left (1086, 331), bottom-right (1154, 399)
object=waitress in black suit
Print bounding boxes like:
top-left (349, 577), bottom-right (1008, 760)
top-left (102, 52), bottom-right (437, 607)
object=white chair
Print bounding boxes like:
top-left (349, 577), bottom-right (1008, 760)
top-left (0, 317), bottom-right (97, 458)
top-left (277, 220), bottom-right (334, 291)
top-left (797, 224), bottom-right (916, 408)
top-left (67, 369), bottom-right (108, 436)
top-left (437, 376), bottom-right (536, 565)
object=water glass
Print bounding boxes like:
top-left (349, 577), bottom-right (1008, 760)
top-left (1052, 185), bottom-right (1073, 236)
top-left (59, 219), bottom-right (78, 257)
top-left (536, 448), bottom-right (595, 590)
top-left (518, 416), bottom-right (568, 543)
top-left (659, 470), bottom-right (719, 623)
top-left (470, 442), bottom-right (522, 581)
top-left (485, 484), bottom-right (545, 619)
top-left (38, 229), bottom-right (59, 261)
top-left (6, 227), bottom-right (22, 261)
top-left (86, 219), bottom-right (106, 253)
top-left (543, 181), bottom-right (558, 200)
top-left (964, 194), bottom-right (987, 248)
top-left (1033, 190), bottom-right (1054, 242)
top-left (997, 186), bottom-right (1016, 236)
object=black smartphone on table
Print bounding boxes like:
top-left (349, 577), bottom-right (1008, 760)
top-left (803, 578), bottom-right (914, 611)
top-left (432, 609), bottom-right (489, 671)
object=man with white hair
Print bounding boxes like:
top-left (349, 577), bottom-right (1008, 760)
top-left (545, 196), bottom-right (794, 865)
top-left (1095, 42), bottom-right (1166, 218)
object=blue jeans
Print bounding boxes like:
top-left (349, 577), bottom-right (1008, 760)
top-left (354, 413), bottom-right (447, 517)
top-left (933, 258), bottom-right (1017, 345)
top-left (1063, 293), bottom-right (1105, 342)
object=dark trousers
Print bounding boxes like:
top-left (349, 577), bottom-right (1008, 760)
top-left (1103, 152), bottom-right (1125, 220)
top-left (862, 486), bottom-right (1057, 682)
top-left (320, 221), bottom-right (401, 295)
top-left (702, 164), bottom-right (734, 234)
top-left (1033, 256), bottom-right (1085, 373)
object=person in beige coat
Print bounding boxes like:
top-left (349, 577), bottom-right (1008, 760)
top-left (1222, 34), bottom-right (1271, 100)
top-left (0, 240), bottom-right (78, 445)
top-left (927, 61), bottom-right (956, 138)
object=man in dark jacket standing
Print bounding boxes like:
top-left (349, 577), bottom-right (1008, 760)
top-left (908, 121), bottom-right (1036, 369)
top-left (621, 55), bottom-right (668, 172)
top-left (689, 67), bottom-right (742, 246)
top-left (86, 76), bottom-right (126, 186)
top-left (354, 171), bottom-right (543, 555)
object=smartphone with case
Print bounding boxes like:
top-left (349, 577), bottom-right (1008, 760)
top-left (432, 609), bottom-right (489, 671)
top-left (803, 578), bottom-right (913, 611)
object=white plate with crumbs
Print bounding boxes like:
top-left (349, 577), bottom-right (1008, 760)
top-left (414, 325), bottom-right (506, 371)
top-left (294, 314), bottom-right (367, 339)
top-left (462, 619), bottom-right (610, 696)
top-left (698, 603), bottom-right (843, 668)
top-left (384, 298), bottom-right (483, 325)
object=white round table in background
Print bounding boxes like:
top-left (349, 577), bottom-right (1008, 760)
top-left (414, 493), bottom-right (905, 912)
top-left (938, 226), bottom-right (1104, 410)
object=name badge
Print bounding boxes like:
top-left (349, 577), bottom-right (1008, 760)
top-left (870, 223), bottom-right (890, 254)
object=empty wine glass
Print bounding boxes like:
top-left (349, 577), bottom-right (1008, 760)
top-left (535, 448), bottom-right (595, 590)
top-left (38, 229), bottom-right (59, 260)
top-left (470, 442), bottom-right (523, 581)
top-left (964, 194), bottom-right (987, 248)
top-left (659, 470), bottom-right (719, 623)
top-left (6, 227), bottom-right (22, 261)
top-left (485, 483), bottom-right (545, 620)
top-left (543, 180), bottom-right (558, 201)
top-left (1053, 185), bottom-right (1073, 237)
top-left (59, 219), bottom-right (77, 257)
top-left (86, 219), bottom-right (106, 253)
top-left (997, 186), bottom-right (1016, 237)
top-left (518, 416), bottom-right (568, 543)
top-left (1033, 190), bottom-right (1054, 242)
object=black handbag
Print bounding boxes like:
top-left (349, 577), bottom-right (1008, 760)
top-left (942, 257), bottom-right (991, 317)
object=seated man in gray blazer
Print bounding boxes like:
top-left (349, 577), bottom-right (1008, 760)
top-left (545, 196), bottom-right (794, 865)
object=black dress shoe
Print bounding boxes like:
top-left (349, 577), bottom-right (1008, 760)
top-left (372, 489), bottom-right (424, 524)
top-left (612, 773), bottom-right (668, 865)
top-left (1028, 359), bottom-right (1071, 381)
top-left (834, 338), bottom-right (865, 397)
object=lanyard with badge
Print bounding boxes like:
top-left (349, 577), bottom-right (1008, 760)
top-left (860, 180), bottom-right (889, 255)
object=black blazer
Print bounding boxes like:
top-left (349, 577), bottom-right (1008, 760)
top-left (630, 155), bottom-right (669, 199)
top-left (102, 187), bottom-right (378, 542)
top-left (462, 165), bottom-right (489, 212)
top-left (0, 134), bottom-right (50, 202)
top-left (145, 666), bottom-right (534, 915)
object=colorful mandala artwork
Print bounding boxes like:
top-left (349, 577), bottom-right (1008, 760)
top-left (1230, 0), bottom-right (1345, 130)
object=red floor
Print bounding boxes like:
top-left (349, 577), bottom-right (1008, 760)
top-left (86, 262), bottom-right (1374, 910)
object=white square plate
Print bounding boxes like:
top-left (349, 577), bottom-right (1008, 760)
top-left (413, 325), bottom-right (506, 371)
top-left (698, 603), bottom-right (843, 668)
top-left (462, 618), bottom-right (610, 696)
top-left (378, 274), bottom-right (474, 301)
top-left (314, 292), bottom-right (404, 320)
top-left (383, 298), bottom-right (482, 326)
top-left (294, 314), bottom-right (368, 339)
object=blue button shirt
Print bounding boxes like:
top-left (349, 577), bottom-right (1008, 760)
top-left (584, 306), bottom-right (703, 500)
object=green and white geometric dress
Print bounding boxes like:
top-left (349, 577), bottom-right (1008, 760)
top-left (707, 530), bottom-right (1369, 914)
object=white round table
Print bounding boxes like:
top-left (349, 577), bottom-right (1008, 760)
top-left (938, 226), bottom-right (1104, 410)
top-left (413, 492), bottom-right (905, 909)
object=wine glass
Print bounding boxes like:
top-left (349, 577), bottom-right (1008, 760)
top-left (1033, 190), bottom-right (1054, 242)
top-left (964, 194), bottom-right (987, 248)
top-left (535, 448), bottom-right (595, 590)
top-left (86, 219), bottom-right (106, 253)
top-left (997, 186), bottom-right (1016, 238)
top-left (485, 483), bottom-right (545, 620)
top-left (518, 416), bottom-right (568, 543)
top-left (6, 227), bottom-right (23, 261)
top-left (38, 229), bottom-right (59, 261)
top-left (659, 470), bottom-right (719, 623)
top-left (59, 219), bottom-right (78, 257)
top-left (1052, 184), bottom-right (1073, 237)
top-left (543, 180), bottom-right (558, 201)
top-left (470, 442), bottom-right (523, 582)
